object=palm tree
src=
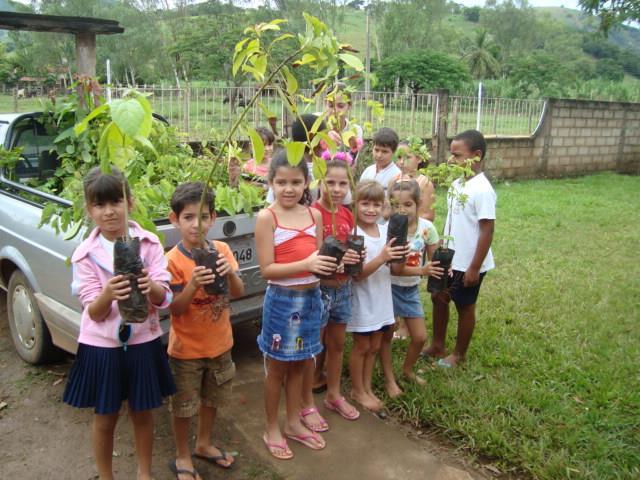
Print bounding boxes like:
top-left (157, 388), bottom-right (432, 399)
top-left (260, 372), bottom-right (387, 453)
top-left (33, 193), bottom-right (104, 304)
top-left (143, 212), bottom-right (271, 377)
top-left (463, 29), bottom-right (501, 80)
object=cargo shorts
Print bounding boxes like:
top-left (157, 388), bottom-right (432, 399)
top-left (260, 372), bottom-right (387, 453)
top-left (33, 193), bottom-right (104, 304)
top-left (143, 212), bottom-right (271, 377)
top-left (168, 349), bottom-right (235, 418)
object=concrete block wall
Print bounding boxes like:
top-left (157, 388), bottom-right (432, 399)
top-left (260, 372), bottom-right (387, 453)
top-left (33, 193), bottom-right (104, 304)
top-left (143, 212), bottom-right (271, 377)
top-left (479, 98), bottom-right (640, 179)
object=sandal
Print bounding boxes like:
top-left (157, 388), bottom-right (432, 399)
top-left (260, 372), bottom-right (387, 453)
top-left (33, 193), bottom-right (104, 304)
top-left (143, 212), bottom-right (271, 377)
top-left (193, 446), bottom-right (234, 469)
top-left (299, 406), bottom-right (329, 432)
top-left (285, 430), bottom-right (326, 450)
top-left (168, 460), bottom-right (199, 479)
top-left (262, 432), bottom-right (294, 460)
top-left (324, 396), bottom-right (360, 420)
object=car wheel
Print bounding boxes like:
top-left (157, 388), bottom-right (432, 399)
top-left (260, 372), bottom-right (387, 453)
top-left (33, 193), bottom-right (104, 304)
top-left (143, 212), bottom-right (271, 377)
top-left (7, 270), bottom-right (61, 364)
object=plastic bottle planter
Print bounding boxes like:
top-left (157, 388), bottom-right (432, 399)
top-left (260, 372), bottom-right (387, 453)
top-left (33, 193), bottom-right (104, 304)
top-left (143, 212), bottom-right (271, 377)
top-left (316, 235), bottom-right (346, 280)
top-left (114, 237), bottom-right (149, 324)
top-left (426, 247), bottom-right (456, 294)
top-left (386, 213), bottom-right (409, 264)
top-left (343, 234), bottom-right (365, 276)
top-left (191, 245), bottom-right (229, 295)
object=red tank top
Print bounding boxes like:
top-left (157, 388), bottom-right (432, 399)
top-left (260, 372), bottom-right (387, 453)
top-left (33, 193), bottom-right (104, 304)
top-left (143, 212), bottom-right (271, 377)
top-left (268, 207), bottom-right (317, 280)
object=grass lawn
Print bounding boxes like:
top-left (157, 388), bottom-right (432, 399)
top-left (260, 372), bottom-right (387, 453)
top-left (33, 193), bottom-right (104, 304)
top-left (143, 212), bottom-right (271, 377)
top-left (383, 173), bottom-right (640, 479)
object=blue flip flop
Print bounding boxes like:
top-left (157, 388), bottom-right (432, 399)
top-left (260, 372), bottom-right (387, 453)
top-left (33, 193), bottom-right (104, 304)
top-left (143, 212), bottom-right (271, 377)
top-left (436, 358), bottom-right (453, 369)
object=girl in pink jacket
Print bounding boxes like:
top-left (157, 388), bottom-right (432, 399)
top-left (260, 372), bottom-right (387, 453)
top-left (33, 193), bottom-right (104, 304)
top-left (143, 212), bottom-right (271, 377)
top-left (63, 166), bottom-right (175, 480)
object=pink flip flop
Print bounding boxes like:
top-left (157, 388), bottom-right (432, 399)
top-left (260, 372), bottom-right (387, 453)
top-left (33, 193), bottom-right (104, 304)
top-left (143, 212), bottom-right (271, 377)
top-left (262, 433), bottom-right (294, 460)
top-left (285, 430), bottom-right (326, 450)
top-left (324, 396), bottom-right (360, 420)
top-left (299, 406), bottom-right (330, 432)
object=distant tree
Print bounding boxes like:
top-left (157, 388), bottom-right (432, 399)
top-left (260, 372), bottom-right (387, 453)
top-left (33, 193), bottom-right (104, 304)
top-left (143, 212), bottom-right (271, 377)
top-left (481, 0), bottom-right (538, 59)
top-left (462, 29), bottom-right (501, 80)
top-left (579, 0), bottom-right (640, 34)
top-left (462, 6), bottom-right (481, 22)
top-left (506, 51), bottom-right (567, 97)
top-left (595, 58), bottom-right (625, 81)
top-left (376, 50), bottom-right (471, 94)
top-left (378, 0), bottom-right (450, 56)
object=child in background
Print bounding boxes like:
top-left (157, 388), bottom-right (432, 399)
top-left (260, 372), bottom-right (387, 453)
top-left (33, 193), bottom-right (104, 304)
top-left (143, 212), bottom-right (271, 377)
top-left (255, 151), bottom-right (337, 459)
top-left (323, 83), bottom-right (364, 166)
top-left (63, 166), bottom-right (175, 480)
top-left (347, 180), bottom-right (408, 413)
top-left (390, 140), bottom-right (436, 221)
top-left (310, 160), bottom-right (363, 424)
top-left (359, 127), bottom-right (401, 192)
top-left (266, 114), bottom-right (326, 205)
top-left (379, 180), bottom-right (443, 397)
top-left (423, 129), bottom-right (496, 368)
top-left (165, 182), bottom-right (245, 478)
top-left (243, 126), bottom-right (276, 180)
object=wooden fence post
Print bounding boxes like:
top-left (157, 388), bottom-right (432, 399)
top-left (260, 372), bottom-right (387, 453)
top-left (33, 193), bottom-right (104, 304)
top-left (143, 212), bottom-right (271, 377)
top-left (432, 89), bottom-right (449, 164)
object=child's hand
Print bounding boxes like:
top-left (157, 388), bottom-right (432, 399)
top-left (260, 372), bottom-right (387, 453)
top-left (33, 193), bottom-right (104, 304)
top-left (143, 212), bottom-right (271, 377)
top-left (137, 269), bottom-right (153, 295)
top-left (307, 250), bottom-right (337, 276)
top-left (105, 275), bottom-right (131, 301)
top-left (381, 238), bottom-right (410, 262)
top-left (342, 248), bottom-right (361, 265)
top-left (421, 261), bottom-right (444, 279)
top-left (190, 266), bottom-right (215, 289)
top-left (463, 266), bottom-right (480, 287)
top-left (216, 255), bottom-right (232, 277)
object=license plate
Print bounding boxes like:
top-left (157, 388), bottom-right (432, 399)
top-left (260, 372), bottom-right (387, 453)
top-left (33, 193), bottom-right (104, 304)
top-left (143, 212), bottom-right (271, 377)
top-left (230, 237), bottom-right (255, 266)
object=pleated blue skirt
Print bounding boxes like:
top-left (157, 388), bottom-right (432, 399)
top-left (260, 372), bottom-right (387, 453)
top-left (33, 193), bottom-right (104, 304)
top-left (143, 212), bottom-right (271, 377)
top-left (63, 338), bottom-right (176, 415)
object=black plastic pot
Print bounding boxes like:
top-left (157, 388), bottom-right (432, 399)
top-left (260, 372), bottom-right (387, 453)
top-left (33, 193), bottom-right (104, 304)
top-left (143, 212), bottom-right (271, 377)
top-left (192, 245), bottom-right (229, 295)
top-left (343, 234), bottom-right (365, 277)
top-left (386, 213), bottom-right (409, 263)
top-left (114, 237), bottom-right (149, 324)
top-left (426, 247), bottom-right (455, 294)
top-left (316, 235), bottom-right (346, 279)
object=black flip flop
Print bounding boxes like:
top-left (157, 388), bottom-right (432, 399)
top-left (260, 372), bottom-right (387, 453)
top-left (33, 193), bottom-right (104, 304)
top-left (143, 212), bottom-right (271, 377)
top-left (169, 460), bottom-right (198, 479)
top-left (193, 448), bottom-right (234, 469)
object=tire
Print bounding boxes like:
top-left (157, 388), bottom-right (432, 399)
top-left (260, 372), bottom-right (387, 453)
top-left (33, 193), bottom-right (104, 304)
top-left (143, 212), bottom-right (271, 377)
top-left (7, 270), bottom-right (62, 364)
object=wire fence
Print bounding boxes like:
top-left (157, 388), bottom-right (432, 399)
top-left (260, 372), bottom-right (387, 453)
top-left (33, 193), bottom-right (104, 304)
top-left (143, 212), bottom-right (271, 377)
top-left (1, 84), bottom-right (545, 141)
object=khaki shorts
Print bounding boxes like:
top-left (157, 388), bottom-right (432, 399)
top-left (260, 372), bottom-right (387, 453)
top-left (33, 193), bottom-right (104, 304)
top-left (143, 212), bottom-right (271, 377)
top-left (168, 350), bottom-right (235, 418)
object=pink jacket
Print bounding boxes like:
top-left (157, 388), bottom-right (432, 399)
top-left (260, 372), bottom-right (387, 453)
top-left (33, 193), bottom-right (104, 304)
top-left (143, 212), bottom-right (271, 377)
top-left (71, 221), bottom-right (172, 348)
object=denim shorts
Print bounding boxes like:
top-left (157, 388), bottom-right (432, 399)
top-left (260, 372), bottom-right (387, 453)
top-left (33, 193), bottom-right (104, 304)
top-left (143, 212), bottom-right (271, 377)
top-left (257, 285), bottom-right (324, 361)
top-left (320, 281), bottom-right (352, 327)
top-left (391, 284), bottom-right (424, 318)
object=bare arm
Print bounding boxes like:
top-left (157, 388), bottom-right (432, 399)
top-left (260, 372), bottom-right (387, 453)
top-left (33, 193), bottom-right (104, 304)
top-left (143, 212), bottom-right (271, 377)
top-left (419, 180), bottom-right (436, 221)
top-left (463, 219), bottom-right (494, 287)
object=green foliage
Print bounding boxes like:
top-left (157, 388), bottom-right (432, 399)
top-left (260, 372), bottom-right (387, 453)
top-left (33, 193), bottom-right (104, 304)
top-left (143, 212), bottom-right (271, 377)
top-left (376, 50), bottom-right (471, 94)
top-left (388, 173), bottom-right (640, 479)
top-left (579, 0), bottom-right (640, 35)
top-left (595, 58), bottom-right (625, 81)
top-left (0, 146), bottom-right (22, 181)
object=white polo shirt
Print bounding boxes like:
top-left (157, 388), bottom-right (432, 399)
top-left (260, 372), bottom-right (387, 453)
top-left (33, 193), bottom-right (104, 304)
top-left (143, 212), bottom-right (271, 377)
top-left (360, 161), bottom-right (401, 194)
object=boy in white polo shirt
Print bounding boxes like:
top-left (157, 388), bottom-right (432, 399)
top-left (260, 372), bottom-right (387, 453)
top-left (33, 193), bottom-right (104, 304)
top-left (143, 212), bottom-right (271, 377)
top-left (359, 127), bottom-right (401, 192)
top-left (424, 129), bottom-right (496, 368)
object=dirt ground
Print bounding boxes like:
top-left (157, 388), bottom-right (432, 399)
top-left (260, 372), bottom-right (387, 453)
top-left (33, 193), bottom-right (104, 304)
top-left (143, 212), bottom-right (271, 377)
top-left (0, 290), bottom-right (279, 480)
top-left (0, 290), bottom-right (486, 480)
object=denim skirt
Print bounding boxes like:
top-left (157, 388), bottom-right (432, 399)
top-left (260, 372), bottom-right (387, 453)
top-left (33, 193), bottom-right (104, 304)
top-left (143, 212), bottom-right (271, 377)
top-left (391, 284), bottom-right (424, 318)
top-left (63, 337), bottom-right (176, 415)
top-left (257, 285), bottom-right (324, 361)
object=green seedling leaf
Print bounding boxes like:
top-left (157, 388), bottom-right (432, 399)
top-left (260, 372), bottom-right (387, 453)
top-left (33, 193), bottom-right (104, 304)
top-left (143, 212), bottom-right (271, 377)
top-left (247, 128), bottom-right (265, 164)
top-left (338, 53), bottom-right (364, 71)
top-left (312, 157), bottom-right (326, 181)
top-left (111, 99), bottom-right (145, 139)
top-left (271, 33), bottom-right (294, 46)
top-left (285, 141), bottom-right (306, 166)
top-left (282, 66), bottom-right (298, 96)
top-left (63, 220), bottom-right (83, 241)
top-left (54, 126), bottom-right (75, 144)
top-left (73, 103), bottom-right (109, 136)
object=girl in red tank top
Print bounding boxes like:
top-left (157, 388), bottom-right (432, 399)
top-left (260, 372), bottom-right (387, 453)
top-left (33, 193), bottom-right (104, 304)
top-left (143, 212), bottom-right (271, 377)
top-left (255, 150), bottom-right (338, 459)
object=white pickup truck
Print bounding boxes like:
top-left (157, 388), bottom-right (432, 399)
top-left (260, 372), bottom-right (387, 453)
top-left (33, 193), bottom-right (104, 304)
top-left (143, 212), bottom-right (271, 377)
top-left (0, 112), bottom-right (266, 364)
